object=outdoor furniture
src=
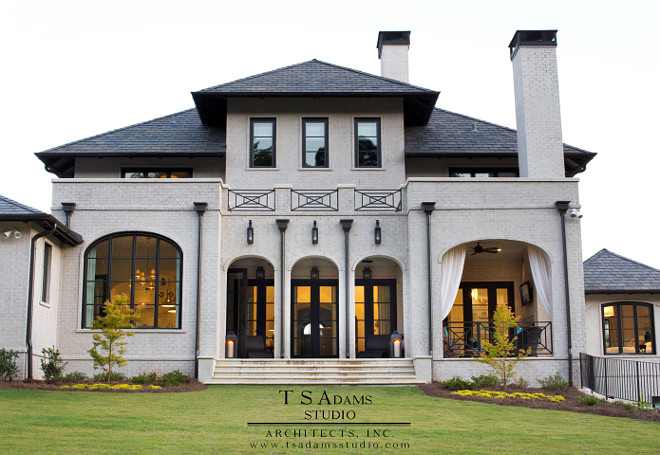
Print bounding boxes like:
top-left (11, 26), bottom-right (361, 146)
top-left (246, 336), bottom-right (273, 358)
top-left (357, 335), bottom-right (390, 358)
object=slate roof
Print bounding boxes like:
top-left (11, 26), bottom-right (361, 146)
top-left (405, 108), bottom-right (596, 176)
top-left (36, 109), bottom-right (226, 178)
top-left (0, 195), bottom-right (83, 246)
top-left (198, 59), bottom-right (436, 94)
top-left (584, 249), bottom-right (660, 293)
top-left (0, 194), bottom-right (45, 216)
top-left (192, 60), bottom-right (439, 127)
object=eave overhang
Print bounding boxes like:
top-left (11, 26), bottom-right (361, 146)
top-left (0, 214), bottom-right (83, 246)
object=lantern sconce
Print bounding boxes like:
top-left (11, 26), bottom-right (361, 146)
top-left (363, 267), bottom-right (372, 280)
top-left (247, 220), bottom-right (254, 244)
top-left (374, 220), bottom-right (381, 244)
top-left (390, 331), bottom-right (404, 358)
top-left (226, 331), bottom-right (238, 358)
top-left (311, 266), bottom-right (320, 280)
top-left (312, 220), bottom-right (318, 245)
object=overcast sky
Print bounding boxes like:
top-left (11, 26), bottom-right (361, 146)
top-left (1, 0), bottom-right (658, 268)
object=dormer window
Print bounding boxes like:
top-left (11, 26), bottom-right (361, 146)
top-left (355, 118), bottom-right (381, 168)
top-left (250, 118), bottom-right (276, 167)
top-left (302, 118), bottom-right (328, 168)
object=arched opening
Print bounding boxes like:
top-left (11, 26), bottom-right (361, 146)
top-left (355, 257), bottom-right (403, 357)
top-left (291, 257), bottom-right (339, 358)
top-left (443, 240), bottom-right (552, 357)
top-left (226, 257), bottom-right (275, 358)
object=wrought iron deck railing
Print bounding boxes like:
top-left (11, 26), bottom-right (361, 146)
top-left (291, 189), bottom-right (338, 211)
top-left (354, 189), bottom-right (402, 211)
top-left (228, 189), bottom-right (276, 211)
top-left (443, 321), bottom-right (552, 358)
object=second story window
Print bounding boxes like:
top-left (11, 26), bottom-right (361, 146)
top-left (251, 119), bottom-right (276, 168)
top-left (122, 169), bottom-right (192, 178)
top-left (355, 118), bottom-right (381, 168)
top-left (449, 168), bottom-right (519, 178)
top-left (303, 119), bottom-right (328, 167)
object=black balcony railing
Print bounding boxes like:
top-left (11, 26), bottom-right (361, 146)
top-left (354, 189), bottom-right (402, 211)
top-left (291, 189), bottom-right (338, 211)
top-left (580, 353), bottom-right (660, 404)
top-left (228, 190), bottom-right (275, 211)
top-left (443, 321), bottom-right (552, 358)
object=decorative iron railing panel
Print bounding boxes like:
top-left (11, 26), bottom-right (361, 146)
top-left (443, 321), bottom-right (552, 358)
top-left (580, 353), bottom-right (660, 404)
top-left (228, 189), bottom-right (275, 211)
top-left (291, 189), bottom-right (338, 211)
top-left (354, 189), bottom-right (402, 211)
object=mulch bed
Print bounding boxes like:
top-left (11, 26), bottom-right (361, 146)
top-left (419, 382), bottom-right (660, 422)
top-left (0, 379), bottom-right (206, 393)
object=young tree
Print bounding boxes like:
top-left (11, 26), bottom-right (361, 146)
top-left (88, 294), bottom-right (135, 382)
top-left (477, 302), bottom-right (529, 386)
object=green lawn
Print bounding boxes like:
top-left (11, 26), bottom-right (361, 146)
top-left (1, 385), bottom-right (658, 454)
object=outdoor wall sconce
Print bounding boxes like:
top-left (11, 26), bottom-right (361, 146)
top-left (374, 220), bottom-right (381, 244)
top-left (256, 266), bottom-right (265, 280)
top-left (226, 331), bottom-right (238, 358)
top-left (311, 267), bottom-right (320, 280)
top-left (363, 267), bottom-right (372, 280)
top-left (390, 331), bottom-right (404, 358)
top-left (312, 220), bottom-right (318, 245)
top-left (2, 228), bottom-right (22, 240)
top-left (247, 220), bottom-right (254, 244)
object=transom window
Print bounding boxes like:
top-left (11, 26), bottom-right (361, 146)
top-left (82, 233), bottom-right (182, 329)
top-left (355, 118), bottom-right (381, 168)
top-left (122, 169), bottom-right (192, 178)
top-left (602, 302), bottom-right (655, 355)
top-left (250, 118), bottom-right (276, 167)
top-left (449, 168), bottom-right (519, 177)
top-left (302, 118), bottom-right (328, 167)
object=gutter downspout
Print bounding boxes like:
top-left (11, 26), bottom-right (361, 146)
top-left (276, 219), bottom-right (289, 359)
top-left (26, 225), bottom-right (57, 379)
top-left (340, 219), bottom-right (353, 358)
top-left (555, 201), bottom-right (573, 386)
top-left (421, 202), bottom-right (436, 357)
top-left (193, 202), bottom-right (208, 379)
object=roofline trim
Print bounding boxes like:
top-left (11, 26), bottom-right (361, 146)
top-left (0, 214), bottom-right (83, 246)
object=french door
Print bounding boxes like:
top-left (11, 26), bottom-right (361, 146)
top-left (355, 279), bottom-right (397, 353)
top-left (291, 279), bottom-right (338, 358)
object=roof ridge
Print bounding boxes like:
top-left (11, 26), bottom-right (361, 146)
top-left (0, 194), bottom-right (44, 215)
top-left (36, 108), bottom-right (198, 155)
top-left (197, 60), bottom-right (318, 92)
top-left (593, 249), bottom-right (660, 273)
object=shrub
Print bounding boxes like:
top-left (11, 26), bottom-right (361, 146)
top-left (62, 371), bottom-right (88, 382)
top-left (538, 372), bottom-right (570, 392)
top-left (471, 374), bottom-right (500, 388)
top-left (131, 372), bottom-right (158, 385)
top-left (579, 394), bottom-right (604, 406)
top-left (40, 346), bottom-right (68, 382)
top-left (93, 371), bottom-right (126, 382)
top-left (515, 377), bottom-right (530, 388)
top-left (159, 370), bottom-right (189, 387)
top-left (0, 348), bottom-right (19, 381)
top-left (443, 376), bottom-right (474, 391)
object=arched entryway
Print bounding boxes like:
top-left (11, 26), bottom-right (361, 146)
top-left (291, 257), bottom-right (339, 358)
top-left (226, 257), bottom-right (275, 358)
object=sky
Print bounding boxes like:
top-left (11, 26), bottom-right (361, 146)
top-left (1, 0), bottom-right (658, 268)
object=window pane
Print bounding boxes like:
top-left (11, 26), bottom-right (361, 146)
top-left (90, 240), bottom-right (109, 258)
top-left (111, 237), bottom-right (133, 258)
top-left (111, 259), bottom-right (133, 282)
top-left (357, 122), bottom-right (377, 137)
top-left (253, 138), bottom-right (273, 153)
top-left (253, 122), bottom-right (273, 136)
top-left (253, 149), bottom-right (273, 167)
top-left (135, 236), bottom-right (157, 257)
top-left (306, 137), bottom-right (325, 153)
top-left (158, 305), bottom-right (178, 328)
top-left (87, 258), bottom-right (108, 280)
top-left (135, 304), bottom-right (155, 328)
top-left (305, 122), bottom-right (325, 136)
top-left (160, 241), bottom-right (179, 258)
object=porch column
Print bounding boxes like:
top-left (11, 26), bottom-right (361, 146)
top-left (340, 219), bottom-right (353, 358)
top-left (421, 202), bottom-right (436, 357)
top-left (276, 219), bottom-right (289, 359)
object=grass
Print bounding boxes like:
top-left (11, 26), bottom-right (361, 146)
top-left (0, 385), bottom-right (658, 454)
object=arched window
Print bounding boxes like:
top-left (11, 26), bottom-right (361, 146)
top-left (82, 233), bottom-right (182, 329)
top-left (602, 302), bottom-right (655, 355)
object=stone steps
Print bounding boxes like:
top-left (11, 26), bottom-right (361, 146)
top-left (206, 358), bottom-right (423, 385)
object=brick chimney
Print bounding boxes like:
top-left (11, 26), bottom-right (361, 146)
top-left (510, 30), bottom-right (565, 178)
top-left (377, 31), bottom-right (410, 83)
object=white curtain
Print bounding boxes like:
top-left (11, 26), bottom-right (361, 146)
top-left (527, 246), bottom-right (552, 316)
top-left (438, 246), bottom-right (467, 321)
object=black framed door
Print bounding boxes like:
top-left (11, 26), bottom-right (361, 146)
top-left (291, 279), bottom-right (338, 357)
top-left (227, 268), bottom-right (248, 358)
top-left (355, 279), bottom-right (397, 353)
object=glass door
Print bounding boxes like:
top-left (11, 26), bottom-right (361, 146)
top-left (291, 279), bottom-right (338, 357)
top-left (355, 279), bottom-right (397, 353)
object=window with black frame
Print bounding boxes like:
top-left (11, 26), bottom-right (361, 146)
top-left (302, 118), bottom-right (328, 167)
top-left (602, 302), bottom-right (655, 355)
top-left (250, 118), bottom-right (276, 167)
top-left (82, 233), bottom-right (182, 329)
top-left (355, 118), bottom-right (381, 167)
top-left (122, 169), bottom-right (192, 178)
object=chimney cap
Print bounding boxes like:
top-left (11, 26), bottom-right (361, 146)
top-left (509, 30), bottom-right (557, 60)
top-left (377, 31), bottom-right (411, 58)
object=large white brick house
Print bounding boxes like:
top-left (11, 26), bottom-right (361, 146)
top-left (2, 30), bottom-right (608, 385)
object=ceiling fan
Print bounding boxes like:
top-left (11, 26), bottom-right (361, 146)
top-left (470, 242), bottom-right (502, 256)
